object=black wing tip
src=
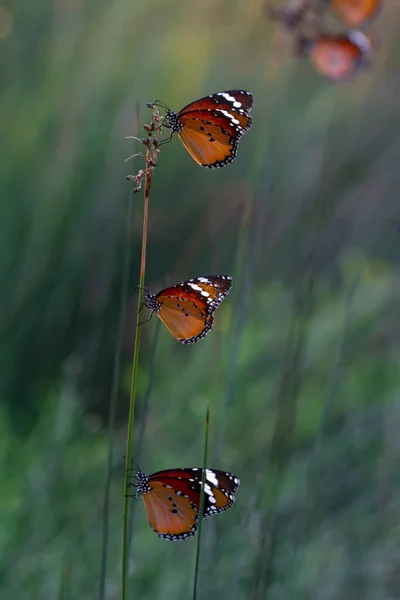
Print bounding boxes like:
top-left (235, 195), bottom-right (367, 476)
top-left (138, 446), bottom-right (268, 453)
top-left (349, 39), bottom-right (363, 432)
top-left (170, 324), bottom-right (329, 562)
top-left (199, 274), bottom-right (232, 281)
top-left (212, 90), bottom-right (253, 109)
top-left (213, 88), bottom-right (253, 97)
top-left (185, 274), bottom-right (232, 285)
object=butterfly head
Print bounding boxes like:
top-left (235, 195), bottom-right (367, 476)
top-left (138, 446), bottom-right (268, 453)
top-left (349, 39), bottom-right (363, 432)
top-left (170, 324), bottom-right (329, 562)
top-left (165, 109), bottom-right (183, 133)
top-left (143, 290), bottom-right (161, 314)
top-left (135, 470), bottom-right (151, 499)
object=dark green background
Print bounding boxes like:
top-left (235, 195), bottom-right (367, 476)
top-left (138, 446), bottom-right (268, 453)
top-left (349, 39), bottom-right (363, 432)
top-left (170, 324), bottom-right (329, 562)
top-left (1, 0), bottom-right (400, 598)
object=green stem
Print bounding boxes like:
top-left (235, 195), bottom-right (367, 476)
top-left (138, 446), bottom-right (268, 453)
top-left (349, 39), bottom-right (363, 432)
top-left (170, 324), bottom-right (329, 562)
top-left (121, 156), bottom-right (151, 600)
top-left (100, 194), bottom-right (134, 600)
top-left (127, 319), bottom-right (161, 557)
top-left (193, 407), bottom-right (210, 600)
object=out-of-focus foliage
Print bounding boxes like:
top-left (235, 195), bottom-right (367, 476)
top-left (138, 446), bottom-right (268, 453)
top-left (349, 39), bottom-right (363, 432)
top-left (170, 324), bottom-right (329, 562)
top-left (1, 0), bottom-right (400, 598)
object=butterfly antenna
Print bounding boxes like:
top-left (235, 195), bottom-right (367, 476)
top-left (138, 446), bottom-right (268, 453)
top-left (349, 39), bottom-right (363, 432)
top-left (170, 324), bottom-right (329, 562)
top-left (146, 103), bottom-right (173, 135)
top-left (136, 284), bottom-right (148, 293)
top-left (148, 99), bottom-right (170, 111)
top-left (129, 460), bottom-right (141, 471)
top-left (123, 455), bottom-right (140, 472)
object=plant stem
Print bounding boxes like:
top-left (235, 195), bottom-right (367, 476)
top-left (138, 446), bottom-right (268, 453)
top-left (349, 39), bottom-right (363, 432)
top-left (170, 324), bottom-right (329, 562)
top-left (121, 192), bottom-right (148, 600)
top-left (127, 319), bottom-right (161, 556)
top-left (193, 407), bottom-right (210, 600)
top-left (121, 109), bottom-right (161, 600)
top-left (99, 193), bottom-right (135, 600)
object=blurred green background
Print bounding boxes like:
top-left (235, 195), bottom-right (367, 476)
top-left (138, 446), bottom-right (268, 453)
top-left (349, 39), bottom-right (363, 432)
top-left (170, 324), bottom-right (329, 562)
top-left (1, 0), bottom-right (400, 598)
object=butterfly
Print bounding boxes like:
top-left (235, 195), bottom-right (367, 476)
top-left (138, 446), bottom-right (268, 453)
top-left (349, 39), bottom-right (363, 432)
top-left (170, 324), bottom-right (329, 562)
top-left (329, 0), bottom-right (381, 27)
top-left (299, 31), bottom-right (372, 81)
top-left (142, 275), bottom-right (232, 344)
top-left (133, 467), bottom-right (240, 540)
top-left (158, 90), bottom-right (253, 168)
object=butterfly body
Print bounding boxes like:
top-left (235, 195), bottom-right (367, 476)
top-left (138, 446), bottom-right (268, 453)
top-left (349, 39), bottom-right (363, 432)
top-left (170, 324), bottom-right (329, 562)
top-left (135, 467), bottom-right (240, 540)
top-left (143, 275), bottom-right (232, 344)
top-left (163, 90), bottom-right (253, 168)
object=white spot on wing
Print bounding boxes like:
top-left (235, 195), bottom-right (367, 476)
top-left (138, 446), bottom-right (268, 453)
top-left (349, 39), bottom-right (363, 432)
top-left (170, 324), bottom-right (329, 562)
top-left (348, 30), bottom-right (372, 53)
top-left (206, 469), bottom-right (219, 487)
top-left (188, 283), bottom-right (203, 292)
top-left (218, 109), bottom-right (240, 125)
top-left (217, 92), bottom-right (243, 109)
top-left (203, 483), bottom-right (213, 496)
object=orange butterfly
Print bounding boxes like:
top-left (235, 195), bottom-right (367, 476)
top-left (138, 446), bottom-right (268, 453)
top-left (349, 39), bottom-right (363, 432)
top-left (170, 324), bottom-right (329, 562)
top-left (299, 31), bottom-right (373, 80)
top-left (157, 90), bottom-right (253, 168)
top-left (142, 275), bottom-right (232, 344)
top-left (133, 467), bottom-right (240, 540)
top-left (329, 0), bottom-right (381, 27)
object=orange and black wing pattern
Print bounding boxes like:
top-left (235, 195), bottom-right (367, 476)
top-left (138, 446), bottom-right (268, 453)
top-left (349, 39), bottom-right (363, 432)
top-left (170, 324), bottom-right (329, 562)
top-left (144, 275), bottom-right (232, 344)
top-left (134, 468), bottom-right (240, 540)
top-left (139, 480), bottom-right (199, 540)
top-left (165, 90), bottom-right (253, 168)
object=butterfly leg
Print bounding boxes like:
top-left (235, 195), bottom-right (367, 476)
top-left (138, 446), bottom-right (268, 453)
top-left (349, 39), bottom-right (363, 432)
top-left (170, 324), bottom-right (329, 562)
top-left (125, 481), bottom-right (141, 501)
top-left (136, 301), bottom-right (152, 317)
top-left (157, 130), bottom-right (173, 146)
top-left (137, 313), bottom-right (154, 326)
top-left (135, 285), bottom-right (151, 315)
top-left (124, 492), bottom-right (137, 498)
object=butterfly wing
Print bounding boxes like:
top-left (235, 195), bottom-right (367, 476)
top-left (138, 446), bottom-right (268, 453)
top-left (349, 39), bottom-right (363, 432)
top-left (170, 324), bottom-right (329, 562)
top-left (142, 481), bottom-right (199, 540)
top-left (149, 468), bottom-right (240, 518)
top-left (177, 113), bottom-right (244, 168)
top-left (178, 90), bottom-right (253, 115)
top-left (155, 275), bottom-right (232, 344)
top-left (310, 33), bottom-right (371, 80)
top-left (332, 0), bottom-right (381, 27)
top-left (174, 90), bottom-right (253, 168)
top-left (136, 468), bottom-right (240, 540)
top-left (154, 295), bottom-right (212, 343)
